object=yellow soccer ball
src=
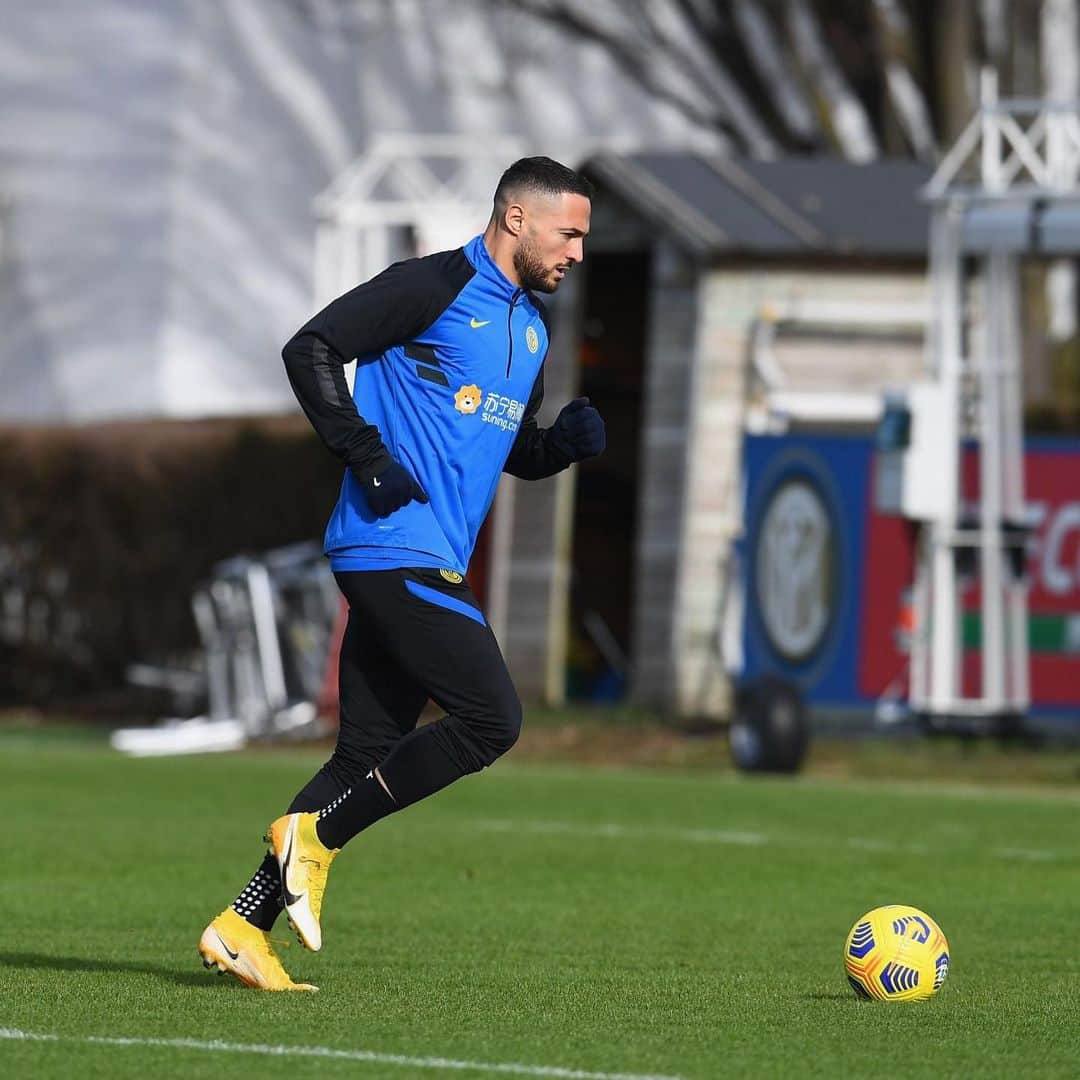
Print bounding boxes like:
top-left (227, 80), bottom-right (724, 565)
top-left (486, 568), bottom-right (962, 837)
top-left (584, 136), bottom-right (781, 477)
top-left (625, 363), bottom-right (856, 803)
top-left (843, 905), bottom-right (950, 1002)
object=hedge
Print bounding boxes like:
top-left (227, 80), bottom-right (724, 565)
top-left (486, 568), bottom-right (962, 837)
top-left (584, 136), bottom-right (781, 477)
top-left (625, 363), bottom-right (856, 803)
top-left (0, 416), bottom-right (341, 708)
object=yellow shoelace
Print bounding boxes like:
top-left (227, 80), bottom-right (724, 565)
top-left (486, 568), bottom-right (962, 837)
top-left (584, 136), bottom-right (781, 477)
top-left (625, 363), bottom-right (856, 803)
top-left (300, 851), bottom-right (335, 907)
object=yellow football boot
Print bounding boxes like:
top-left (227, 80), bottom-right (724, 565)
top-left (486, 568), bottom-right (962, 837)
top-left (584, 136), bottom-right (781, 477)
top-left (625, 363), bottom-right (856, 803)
top-left (198, 908), bottom-right (317, 991)
top-left (265, 812), bottom-right (339, 952)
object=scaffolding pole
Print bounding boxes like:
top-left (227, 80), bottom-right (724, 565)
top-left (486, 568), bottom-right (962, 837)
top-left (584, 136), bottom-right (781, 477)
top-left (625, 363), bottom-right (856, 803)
top-left (913, 71), bottom-right (1080, 729)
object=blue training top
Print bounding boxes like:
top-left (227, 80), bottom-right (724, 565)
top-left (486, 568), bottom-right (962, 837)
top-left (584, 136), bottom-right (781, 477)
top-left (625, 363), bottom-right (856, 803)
top-left (282, 234), bottom-right (572, 576)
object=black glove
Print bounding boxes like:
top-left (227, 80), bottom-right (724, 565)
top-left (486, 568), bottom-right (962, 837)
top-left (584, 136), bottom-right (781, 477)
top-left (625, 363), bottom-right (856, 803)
top-left (354, 459), bottom-right (428, 518)
top-left (547, 397), bottom-right (606, 463)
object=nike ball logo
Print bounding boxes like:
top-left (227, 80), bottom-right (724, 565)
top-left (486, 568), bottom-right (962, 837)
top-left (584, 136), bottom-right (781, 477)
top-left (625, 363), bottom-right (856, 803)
top-left (372, 477), bottom-right (381, 487)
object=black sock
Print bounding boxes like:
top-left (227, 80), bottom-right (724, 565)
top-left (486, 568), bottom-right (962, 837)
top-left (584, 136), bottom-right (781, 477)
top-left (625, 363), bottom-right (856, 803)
top-left (375, 718), bottom-right (474, 804)
top-left (226, 760), bottom-right (362, 930)
top-left (230, 853), bottom-right (283, 931)
top-left (315, 769), bottom-right (397, 849)
top-left (314, 721), bottom-right (473, 848)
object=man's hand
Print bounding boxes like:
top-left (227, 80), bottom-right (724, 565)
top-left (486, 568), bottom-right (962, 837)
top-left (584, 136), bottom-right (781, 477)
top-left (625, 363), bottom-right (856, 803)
top-left (355, 460), bottom-right (429, 517)
top-left (548, 397), bottom-right (606, 463)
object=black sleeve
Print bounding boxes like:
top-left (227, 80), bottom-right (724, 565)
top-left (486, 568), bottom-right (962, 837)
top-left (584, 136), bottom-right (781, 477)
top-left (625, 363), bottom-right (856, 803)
top-left (502, 363), bottom-right (574, 480)
top-left (282, 252), bottom-right (471, 480)
top-left (282, 333), bottom-right (394, 480)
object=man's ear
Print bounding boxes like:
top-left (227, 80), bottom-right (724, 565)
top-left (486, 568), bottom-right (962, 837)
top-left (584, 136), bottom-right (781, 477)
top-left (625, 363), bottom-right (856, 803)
top-left (503, 201), bottom-right (525, 237)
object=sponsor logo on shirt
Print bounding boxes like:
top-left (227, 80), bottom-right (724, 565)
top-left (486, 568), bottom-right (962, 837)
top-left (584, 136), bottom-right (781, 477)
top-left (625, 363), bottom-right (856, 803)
top-left (454, 384), bottom-right (483, 414)
top-left (481, 392), bottom-right (525, 432)
top-left (454, 384), bottom-right (525, 433)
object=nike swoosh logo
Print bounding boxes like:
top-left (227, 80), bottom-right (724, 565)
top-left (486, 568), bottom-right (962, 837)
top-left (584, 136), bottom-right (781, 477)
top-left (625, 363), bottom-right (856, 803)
top-left (282, 829), bottom-right (304, 907)
top-left (215, 930), bottom-right (240, 962)
top-left (372, 477), bottom-right (381, 487)
top-left (470, 318), bottom-right (491, 328)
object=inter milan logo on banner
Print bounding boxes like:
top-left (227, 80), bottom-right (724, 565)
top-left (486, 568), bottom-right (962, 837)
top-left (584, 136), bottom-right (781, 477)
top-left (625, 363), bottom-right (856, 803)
top-left (754, 478), bottom-right (835, 663)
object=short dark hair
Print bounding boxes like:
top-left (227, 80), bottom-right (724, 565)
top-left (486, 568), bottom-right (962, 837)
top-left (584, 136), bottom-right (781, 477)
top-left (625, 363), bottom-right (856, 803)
top-left (493, 156), bottom-right (594, 211)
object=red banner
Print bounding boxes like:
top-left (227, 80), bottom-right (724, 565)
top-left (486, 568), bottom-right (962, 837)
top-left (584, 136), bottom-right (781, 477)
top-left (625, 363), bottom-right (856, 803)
top-left (860, 445), bottom-right (1080, 706)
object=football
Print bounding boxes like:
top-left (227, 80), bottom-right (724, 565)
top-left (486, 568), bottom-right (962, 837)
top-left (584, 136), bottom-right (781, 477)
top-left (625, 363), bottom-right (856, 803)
top-left (844, 905), bottom-right (950, 1002)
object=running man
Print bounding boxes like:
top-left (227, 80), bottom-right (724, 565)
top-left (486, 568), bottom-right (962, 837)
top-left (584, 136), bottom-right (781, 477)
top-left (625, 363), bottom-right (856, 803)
top-left (199, 157), bottom-right (604, 990)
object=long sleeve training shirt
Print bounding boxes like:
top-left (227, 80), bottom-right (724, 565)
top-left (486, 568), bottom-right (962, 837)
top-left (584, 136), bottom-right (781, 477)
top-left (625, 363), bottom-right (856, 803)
top-left (283, 234), bottom-right (573, 575)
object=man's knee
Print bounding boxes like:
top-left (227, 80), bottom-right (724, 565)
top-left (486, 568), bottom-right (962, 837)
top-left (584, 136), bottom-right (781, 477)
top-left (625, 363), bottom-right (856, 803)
top-left (486, 692), bottom-right (522, 759)
top-left (447, 687), bottom-right (521, 768)
top-left (328, 737), bottom-right (392, 787)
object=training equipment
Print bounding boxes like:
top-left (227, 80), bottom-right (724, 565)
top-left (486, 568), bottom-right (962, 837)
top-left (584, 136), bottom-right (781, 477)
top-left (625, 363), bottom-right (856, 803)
top-left (903, 70), bottom-right (1080, 734)
top-left (198, 908), bottom-right (317, 991)
top-left (112, 541), bottom-right (338, 756)
top-left (266, 812), bottom-right (339, 952)
top-left (844, 904), bottom-right (950, 1002)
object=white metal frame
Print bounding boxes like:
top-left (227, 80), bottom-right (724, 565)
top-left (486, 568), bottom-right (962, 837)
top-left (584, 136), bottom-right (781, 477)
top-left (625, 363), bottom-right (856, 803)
top-left (312, 134), bottom-right (532, 303)
top-left (312, 133), bottom-right (641, 304)
top-left (927, 72), bottom-right (1080, 198)
top-left (913, 71), bottom-right (1080, 725)
top-left (746, 298), bottom-right (928, 429)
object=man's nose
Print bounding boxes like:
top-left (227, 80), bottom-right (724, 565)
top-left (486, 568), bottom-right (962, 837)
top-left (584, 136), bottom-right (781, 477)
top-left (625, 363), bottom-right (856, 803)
top-left (567, 238), bottom-right (584, 263)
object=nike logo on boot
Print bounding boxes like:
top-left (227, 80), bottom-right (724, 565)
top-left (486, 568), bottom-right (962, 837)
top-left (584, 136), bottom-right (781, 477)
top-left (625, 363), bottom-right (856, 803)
top-left (215, 931), bottom-right (240, 961)
top-left (282, 830), bottom-right (304, 907)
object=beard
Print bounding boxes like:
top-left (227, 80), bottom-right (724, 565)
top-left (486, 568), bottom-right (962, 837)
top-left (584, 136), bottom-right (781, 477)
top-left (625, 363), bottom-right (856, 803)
top-left (512, 235), bottom-right (559, 293)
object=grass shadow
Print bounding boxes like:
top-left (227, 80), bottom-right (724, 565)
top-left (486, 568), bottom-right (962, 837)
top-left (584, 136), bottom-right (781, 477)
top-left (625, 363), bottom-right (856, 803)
top-left (0, 950), bottom-right (226, 989)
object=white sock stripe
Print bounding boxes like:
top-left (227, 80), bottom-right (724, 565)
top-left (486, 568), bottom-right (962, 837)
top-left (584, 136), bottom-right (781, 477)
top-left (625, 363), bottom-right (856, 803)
top-left (318, 787), bottom-right (352, 819)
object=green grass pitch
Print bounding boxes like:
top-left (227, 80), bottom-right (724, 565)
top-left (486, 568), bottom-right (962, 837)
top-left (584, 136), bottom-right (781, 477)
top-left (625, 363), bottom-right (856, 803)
top-left (2, 734), bottom-right (1078, 1079)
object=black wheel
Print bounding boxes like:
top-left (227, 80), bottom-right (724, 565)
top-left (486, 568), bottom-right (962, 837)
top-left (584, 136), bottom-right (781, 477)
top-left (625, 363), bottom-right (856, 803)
top-left (729, 676), bottom-right (809, 773)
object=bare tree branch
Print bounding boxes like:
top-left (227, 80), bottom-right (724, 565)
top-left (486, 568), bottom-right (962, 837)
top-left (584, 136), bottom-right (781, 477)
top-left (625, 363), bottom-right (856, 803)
top-left (870, 0), bottom-right (937, 159)
top-left (787, 0), bottom-right (880, 160)
top-left (491, 0), bottom-right (773, 152)
top-left (733, 0), bottom-right (820, 146)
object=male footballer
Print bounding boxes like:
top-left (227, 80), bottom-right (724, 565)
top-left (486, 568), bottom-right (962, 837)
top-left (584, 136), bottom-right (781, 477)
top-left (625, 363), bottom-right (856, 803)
top-left (199, 157), bottom-right (604, 990)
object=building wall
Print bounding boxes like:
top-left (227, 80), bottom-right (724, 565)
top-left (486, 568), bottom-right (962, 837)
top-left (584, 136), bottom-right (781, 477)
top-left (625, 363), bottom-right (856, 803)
top-left (628, 241), bottom-right (701, 708)
top-left (496, 274), bottom-right (583, 703)
top-left (641, 263), bottom-right (928, 717)
top-left (1, 1), bottom-right (723, 424)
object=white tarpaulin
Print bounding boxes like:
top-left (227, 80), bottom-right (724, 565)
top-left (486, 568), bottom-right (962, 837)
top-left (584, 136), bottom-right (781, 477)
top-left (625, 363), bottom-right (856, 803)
top-left (0, 0), bottom-right (723, 423)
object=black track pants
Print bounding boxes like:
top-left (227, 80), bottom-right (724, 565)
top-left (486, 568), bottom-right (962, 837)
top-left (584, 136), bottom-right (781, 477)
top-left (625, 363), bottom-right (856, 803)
top-left (288, 567), bottom-right (522, 825)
